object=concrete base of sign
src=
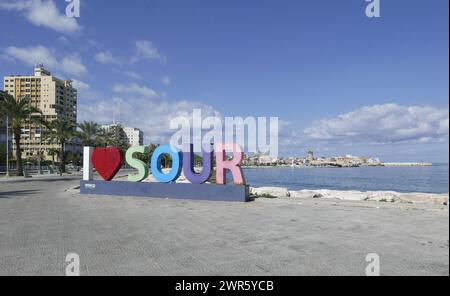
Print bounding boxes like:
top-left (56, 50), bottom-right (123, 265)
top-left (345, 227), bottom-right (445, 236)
top-left (80, 180), bottom-right (251, 202)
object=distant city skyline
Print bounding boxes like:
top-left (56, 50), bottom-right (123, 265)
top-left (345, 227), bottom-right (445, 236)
top-left (0, 0), bottom-right (448, 162)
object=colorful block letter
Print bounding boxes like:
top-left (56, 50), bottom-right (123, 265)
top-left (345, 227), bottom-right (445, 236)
top-left (126, 146), bottom-right (149, 182)
top-left (215, 143), bottom-right (246, 185)
top-left (83, 146), bottom-right (94, 181)
top-left (182, 144), bottom-right (213, 184)
top-left (151, 145), bottom-right (183, 183)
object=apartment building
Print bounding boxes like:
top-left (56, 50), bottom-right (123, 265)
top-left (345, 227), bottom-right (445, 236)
top-left (2, 65), bottom-right (78, 161)
top-left (0, 90), bottom-right (7, 144)
top-left (123, 127), bottom-right (144, 146)
top-left (0, 90), bottom-right (11, 166)
top-left (101, 124), bottom-right (144, 147)
top-left (100, 123), bottom-right (127, 144)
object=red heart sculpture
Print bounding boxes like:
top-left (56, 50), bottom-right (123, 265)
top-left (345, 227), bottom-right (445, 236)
top-left (92, 147), bottom-right (124, 181)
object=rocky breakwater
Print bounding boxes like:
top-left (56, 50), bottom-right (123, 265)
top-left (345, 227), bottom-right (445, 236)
top-left (250, 187), bottom-right (449, 206)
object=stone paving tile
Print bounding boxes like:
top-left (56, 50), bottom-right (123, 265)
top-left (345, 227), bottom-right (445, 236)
top-left (0, 176), bottom-right (448, 276)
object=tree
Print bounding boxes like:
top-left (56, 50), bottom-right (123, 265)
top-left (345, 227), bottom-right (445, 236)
top-left (0, 143), bottom-right (6, 166)
top-left (0, 93), bottom-right (42, 176)
top-left (136, 143), bottom-right (158, 164)
top-left (66, 151), bottom-right (81, 167)
top-left (95, 129), bottom-right (130, 153)
top-left (42, 118), bottom-right (76, 174)
top-left (94, 129), bottom-right (113, 147)
top-left (48, 148), bottom-right (59, 167)
top-left (77, 121), bottom-right (101, 146)
top-left (30, 151), bottom-right (45, 175)
top-left (134, 144), bottom-right (177, 169)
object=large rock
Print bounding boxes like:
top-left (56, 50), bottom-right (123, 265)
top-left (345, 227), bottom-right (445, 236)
top-left (289, 189), bottom-right (367, 201)
top-left (398, 193), bottom-right (449, 205)
top-left (289, 190), bottom-right (314, 198)
top-left (364, 191), bottom-right (400, 203)
top-left (289, 189), bottom-right (449, 205)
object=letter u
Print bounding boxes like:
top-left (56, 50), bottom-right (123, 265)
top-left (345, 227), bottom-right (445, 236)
top-left (182, 144), bottom-right (213, 184)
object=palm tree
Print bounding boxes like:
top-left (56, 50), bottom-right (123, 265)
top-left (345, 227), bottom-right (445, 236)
top-left (48, 148), bottom-right (60, 167)
top-left (0, 93), bottom-right (42, 176)
top-left (77, 121), bottom-right (101, 146)
top-left (95, 129), bottom-right (130, 152)
top-left (42, 118), bottom-right (76, 174)
top-left (95, 129), bottom-right (114, 147)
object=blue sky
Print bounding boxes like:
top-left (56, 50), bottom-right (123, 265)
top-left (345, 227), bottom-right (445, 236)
top-left (0, 0), bottom-right (448, 162)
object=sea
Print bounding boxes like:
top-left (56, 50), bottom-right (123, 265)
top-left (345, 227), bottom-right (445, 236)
top-left (242, 164), bottom-right (449, 194)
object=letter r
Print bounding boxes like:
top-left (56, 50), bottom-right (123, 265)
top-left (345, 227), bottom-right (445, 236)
top-left (215, 143), bottom-right (246, 185)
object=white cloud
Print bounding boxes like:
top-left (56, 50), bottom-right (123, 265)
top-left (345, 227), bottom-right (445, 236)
top-left (0, 0), bottom-right (81, 34)
top-left (134, 40), bottom-right (166, 63)
top-left (112, 83), bottom-right (161, 98)
top-left (4, 45), bottom-right (87, 77)
top-left (61, 53), bottom-right (86, 76)
top-left (5, 45), bottom-right (57, 67)
top-left (58, 36), bottom-right (69, 43)
top-left (72, 79), bottom-right (104, 101)
top-left (94, 40), bottom-right (166, 66)
top-left (71, 79), bottom-right (90, 91)
top-left (161, 75), bottom-right (171, 86)
top-left (94, 51), bottom-right (124, 65)
top-left (304, 104), bottom-right (449, 144)
top-left (125, 71), bottom-right (143, 80)
top-left (78, 96), bottom-right (219, 144)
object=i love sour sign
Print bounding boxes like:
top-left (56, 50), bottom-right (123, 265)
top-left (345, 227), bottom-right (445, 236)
top-left (84, 143), bottom-right (246, 185)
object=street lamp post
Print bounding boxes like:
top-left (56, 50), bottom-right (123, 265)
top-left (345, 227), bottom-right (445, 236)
top-left (5, 116), bottom-right (10, 178)
top-left (37, 155), bottom-right (42, 175)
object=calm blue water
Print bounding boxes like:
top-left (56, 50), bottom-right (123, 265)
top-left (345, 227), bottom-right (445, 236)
top-left (243, 164), bottom-right (449, 194)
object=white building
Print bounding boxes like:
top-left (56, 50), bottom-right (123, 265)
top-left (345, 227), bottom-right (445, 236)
top-left (256, 154), bottom-right (278, 165)
top-left (101, 124), bottom-right (143, 147)
top-left (123, 127), bottom-right (143, 146)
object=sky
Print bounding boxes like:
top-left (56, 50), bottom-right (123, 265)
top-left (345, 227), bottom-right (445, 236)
top-left (0, 0), bottom-right (448, 162)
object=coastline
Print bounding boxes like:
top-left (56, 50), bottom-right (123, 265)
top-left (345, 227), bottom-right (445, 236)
top-left (250, 187), bottom-right (449, 206)
top-left (114, 171), bottom-right (449, 206)
top-left (243, 162), bottom-right (435, 169)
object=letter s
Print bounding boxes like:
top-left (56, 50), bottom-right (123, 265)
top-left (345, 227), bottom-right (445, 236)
top-left (126, 146), bottom-right (149, 182)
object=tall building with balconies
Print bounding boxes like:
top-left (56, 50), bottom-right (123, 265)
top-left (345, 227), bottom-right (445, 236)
top-left (2, 65), bottom-right (78, 161)
top-left (0, 90), bottom-right (7, 143)
top-left (0, 90), bottom-right (12, 166)
top-left (123, 127), bottom-right (144, 146)
top-left (101, 124), bottom-right (144, 147)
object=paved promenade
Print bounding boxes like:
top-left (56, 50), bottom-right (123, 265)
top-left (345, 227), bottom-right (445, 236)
top-left (0, 175), bottom-right (448, 276)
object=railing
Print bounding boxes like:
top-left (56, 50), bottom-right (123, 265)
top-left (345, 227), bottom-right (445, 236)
top-left (0, 165), bottom-right (81, 175)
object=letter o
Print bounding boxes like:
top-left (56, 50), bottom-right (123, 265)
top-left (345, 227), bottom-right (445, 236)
top-left (151, 145), bottom-right (183, 183)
